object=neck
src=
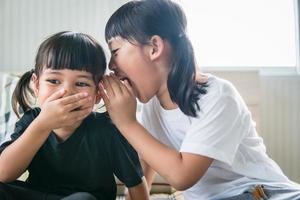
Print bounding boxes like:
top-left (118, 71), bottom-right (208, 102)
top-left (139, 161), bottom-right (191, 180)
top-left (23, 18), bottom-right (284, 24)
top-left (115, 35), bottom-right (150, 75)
top-left (53, 121), bottom-right (82, 142)
top-left (154, 42), bottom-right (178, 110)
top-left (156, 82), bottom-right (178, 110)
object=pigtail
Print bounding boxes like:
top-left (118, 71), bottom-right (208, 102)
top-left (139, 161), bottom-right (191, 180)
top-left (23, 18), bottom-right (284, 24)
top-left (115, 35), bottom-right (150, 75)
top-left (167, 36), bottom-right (207, 117)
top-left (12, 69), bottom-right (35, 118)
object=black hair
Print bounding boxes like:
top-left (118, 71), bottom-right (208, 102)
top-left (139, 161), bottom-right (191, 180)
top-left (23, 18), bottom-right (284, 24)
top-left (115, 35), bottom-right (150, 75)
top-left (105, 0), bottom-right (207, 117)
top-left (12, 31), bottom-right (107, 117)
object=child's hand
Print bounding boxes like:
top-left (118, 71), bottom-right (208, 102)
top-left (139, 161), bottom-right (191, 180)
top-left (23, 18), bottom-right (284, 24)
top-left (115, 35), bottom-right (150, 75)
top-left (37, 89), bottom-right (93, 131)
top-left (99, 74), bottom-right (137, 129)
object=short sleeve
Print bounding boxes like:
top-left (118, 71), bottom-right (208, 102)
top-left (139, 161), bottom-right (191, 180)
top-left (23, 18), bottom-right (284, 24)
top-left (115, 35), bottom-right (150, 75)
top-left (110, 127), bottom-right (143, 188)
top-left (0, 108), bottom-right (39, 153)
top-left (180, 91), bottom-right (250, 166)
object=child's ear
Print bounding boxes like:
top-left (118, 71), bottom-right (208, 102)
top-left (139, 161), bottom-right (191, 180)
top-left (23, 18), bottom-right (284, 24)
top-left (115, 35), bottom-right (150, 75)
top-left (31, 73), bottom-right (39, 96)
top-left (148, 35), bottom-right (164, 61)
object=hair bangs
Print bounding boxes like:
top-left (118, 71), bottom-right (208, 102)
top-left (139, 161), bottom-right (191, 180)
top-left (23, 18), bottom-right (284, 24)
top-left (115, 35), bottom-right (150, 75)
top-left (36, 32), bottom-right (106, 83)
top-left (105, 1), bottom-right (146, 43)
top-left (43, 36), bottom-right (91, 70)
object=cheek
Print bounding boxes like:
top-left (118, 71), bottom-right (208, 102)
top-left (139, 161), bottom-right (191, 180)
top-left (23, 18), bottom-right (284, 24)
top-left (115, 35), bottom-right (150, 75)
top-left (80, 88), bottom-right (98, 102)
top-left (36, 88), bottom-right (55, 105)
top-left (129, 67), bottom-right (159, 102)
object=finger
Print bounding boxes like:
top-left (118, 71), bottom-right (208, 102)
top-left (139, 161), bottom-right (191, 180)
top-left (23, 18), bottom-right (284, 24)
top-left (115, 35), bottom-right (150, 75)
top-left (64, 96), bottom-right (92, 112)
top-left (110, 73), bottom-right (134, 96)
top-left (59, 92), bottom-right (89, 105)
top-left (45, 89), bottom-right (67, 102)
top-left (99, 82), bottom-right (110, 106)
top-left (110, 74), bottom-right (128, 94)
top-left (68, 106), bottom-right (93, 121)
top-left (123, 79), bottom-right (135, 97)
top-left (102, 76), bottom-right (115, 98)
top-left (106, 75), bottom-right (123, 95)
top-left (80, 100), bottom-right (95, 110)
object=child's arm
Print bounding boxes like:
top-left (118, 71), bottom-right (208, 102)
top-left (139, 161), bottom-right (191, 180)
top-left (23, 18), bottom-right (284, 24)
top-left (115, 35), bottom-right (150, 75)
top-left (0, 90), bottom-right (91, 182)
top-left (0, 118), bottom-right (54, 182)
top-left (141, 159), bottom-right (156, 191)
top-left (126, 161), bottom-right (154, 200)
top-left (108, 121), bottom-right (150, 200)
top-left (127, 177), bottom-right (150, 200)
top-left (100, 76), bottom-right (213, 191)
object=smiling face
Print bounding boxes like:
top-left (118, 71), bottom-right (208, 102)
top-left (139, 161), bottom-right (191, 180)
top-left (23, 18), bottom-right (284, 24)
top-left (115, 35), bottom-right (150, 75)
top-left (108, 36), bottom-right (169, 103)
top-left (32, 68), bottom-right (100, 107)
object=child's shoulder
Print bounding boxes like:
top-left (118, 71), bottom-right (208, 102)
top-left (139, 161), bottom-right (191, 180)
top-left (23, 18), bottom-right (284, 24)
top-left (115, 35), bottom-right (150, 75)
top-left (199, 73), bottom-right (241, 105)
top-left (88, 111), bottom-right (128, 142)
top-left (23, 107), bottom-right (41, 116)
top-left (18, 107), bottom-right (41, 123)
top-left (206, 74), bottom-right (237, 96)
top-left (90, 111), bottom-right (112, 124)
top-left (88, 111), bottom-right (119, 131)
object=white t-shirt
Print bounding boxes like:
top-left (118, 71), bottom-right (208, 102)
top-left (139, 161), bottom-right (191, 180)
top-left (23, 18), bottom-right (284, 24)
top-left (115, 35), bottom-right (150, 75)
top-left (140, 74), bottom-right (299, 200)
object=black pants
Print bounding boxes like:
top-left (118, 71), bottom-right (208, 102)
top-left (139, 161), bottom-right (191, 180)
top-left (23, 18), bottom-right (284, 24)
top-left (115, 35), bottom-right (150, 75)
top-left (0, 181), bottom-right (97, 200)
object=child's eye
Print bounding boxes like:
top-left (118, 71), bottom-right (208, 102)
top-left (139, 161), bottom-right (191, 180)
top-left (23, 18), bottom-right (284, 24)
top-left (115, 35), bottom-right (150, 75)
top-left (46, 79), bottom-right (60, 84)
top-left (111, 49), bottom-right (119, 57)
top-left (76, 82), bottom-right (90, 87)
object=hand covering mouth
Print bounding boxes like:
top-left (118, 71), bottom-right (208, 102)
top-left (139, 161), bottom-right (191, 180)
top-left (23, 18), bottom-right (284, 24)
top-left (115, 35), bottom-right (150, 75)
top-left (72, 107), bottom-right (82, 112)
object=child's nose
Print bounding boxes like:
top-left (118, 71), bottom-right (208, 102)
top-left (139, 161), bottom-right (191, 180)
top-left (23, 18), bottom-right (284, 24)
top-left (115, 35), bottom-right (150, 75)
top-left (62, 85), bottom-right (77, 96)
top-left (108, 59), bottom-right (117, 71)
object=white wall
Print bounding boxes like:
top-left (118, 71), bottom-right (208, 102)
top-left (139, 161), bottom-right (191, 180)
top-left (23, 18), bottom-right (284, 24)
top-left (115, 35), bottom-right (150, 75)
top-left (0, 0), bottom-right (128, 73)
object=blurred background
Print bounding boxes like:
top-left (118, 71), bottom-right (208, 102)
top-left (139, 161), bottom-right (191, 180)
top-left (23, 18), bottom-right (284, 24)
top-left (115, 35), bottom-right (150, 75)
top-left (0, 0), bottom-right (299, 183)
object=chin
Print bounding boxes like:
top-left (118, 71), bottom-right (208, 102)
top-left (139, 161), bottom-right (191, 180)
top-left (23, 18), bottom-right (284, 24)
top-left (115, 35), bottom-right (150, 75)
top-left (137, 94), bottom-right (152, 104)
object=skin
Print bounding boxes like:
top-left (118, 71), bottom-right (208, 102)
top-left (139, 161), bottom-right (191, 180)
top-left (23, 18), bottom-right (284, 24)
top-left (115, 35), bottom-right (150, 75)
top-left (100, 36), bottom-right (213, 192)
top-left (0, 68), bottom-right (149, 200)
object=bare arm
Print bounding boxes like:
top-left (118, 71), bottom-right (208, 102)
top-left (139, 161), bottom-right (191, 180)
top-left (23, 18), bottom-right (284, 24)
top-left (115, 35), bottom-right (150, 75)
top-left (118, 122), bottom-right (213, 191)
top-left (127, 177), bottom-right (150, 200)
top-left (0, 90), bottom-right (92, 182)
top-left (0, 119), bottom-right (52, 182)
top-left (141, 159), bottom-right (156, 191)
top-left (126, 160), bottom-right (154, 200)
top-left (100, 76), bottom-right (213, 191)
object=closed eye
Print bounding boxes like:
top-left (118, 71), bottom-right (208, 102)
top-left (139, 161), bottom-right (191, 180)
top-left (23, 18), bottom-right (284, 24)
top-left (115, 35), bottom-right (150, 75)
top-left (111, 48), bottom-right (119, 57)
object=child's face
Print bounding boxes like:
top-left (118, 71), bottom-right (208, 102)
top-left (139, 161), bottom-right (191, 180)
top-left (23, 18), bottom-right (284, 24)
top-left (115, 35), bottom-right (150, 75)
top-left (107, 37), bottom-right (166, 103)
top-left (32, 68), bottom-right (100, 107)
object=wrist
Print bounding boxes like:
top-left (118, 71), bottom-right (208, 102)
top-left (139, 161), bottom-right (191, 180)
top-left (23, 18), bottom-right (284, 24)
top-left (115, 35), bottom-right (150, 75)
top-left (117, 120), bottom-right (140, 135)
top-left (33, 115), bottom-right (53, 134)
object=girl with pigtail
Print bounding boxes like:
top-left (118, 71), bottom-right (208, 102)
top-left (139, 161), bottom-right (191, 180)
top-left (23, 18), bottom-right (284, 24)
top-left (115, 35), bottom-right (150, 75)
top-left (101, 0), bottom-right (300, 199)
top-left (0, 31), bottom-right (149, 200)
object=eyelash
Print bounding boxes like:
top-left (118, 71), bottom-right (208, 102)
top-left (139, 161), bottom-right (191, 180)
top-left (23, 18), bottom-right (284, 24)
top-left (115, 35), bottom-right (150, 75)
top-left (46, 79), bottom-right (91, 87)
top-left (111, 49), bottom-right (119, 57)
top-left (76, 82), bottom-right (91, 87)
top-left (46, 79), bottom-right (59, 84)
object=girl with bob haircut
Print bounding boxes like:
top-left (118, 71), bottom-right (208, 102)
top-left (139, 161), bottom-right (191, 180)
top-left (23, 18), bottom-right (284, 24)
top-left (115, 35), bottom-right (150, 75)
top-left (0, 31), bottom-right (149, 200)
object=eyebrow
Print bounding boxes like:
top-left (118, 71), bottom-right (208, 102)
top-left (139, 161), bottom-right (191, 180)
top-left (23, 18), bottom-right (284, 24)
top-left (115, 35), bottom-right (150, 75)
top-left (45, 71), bottom-right (93, 79)
top-left (77, 75), bottom-right (93, 79)
top-left (45, 71), bottom-right (63, 75)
